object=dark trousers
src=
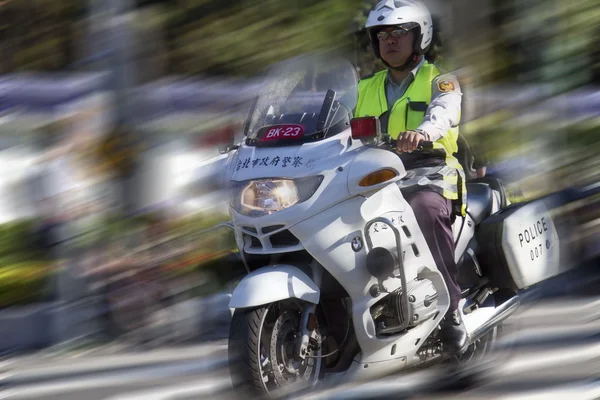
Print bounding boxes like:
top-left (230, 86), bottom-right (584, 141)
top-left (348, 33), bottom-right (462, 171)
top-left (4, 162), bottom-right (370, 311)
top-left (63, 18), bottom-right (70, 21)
top-left (405, 190), bottom-right (461, 311)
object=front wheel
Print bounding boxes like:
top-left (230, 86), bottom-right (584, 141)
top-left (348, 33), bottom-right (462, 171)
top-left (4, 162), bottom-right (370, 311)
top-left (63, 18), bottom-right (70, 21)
top-left (228, 301), bottom-right (323, 398)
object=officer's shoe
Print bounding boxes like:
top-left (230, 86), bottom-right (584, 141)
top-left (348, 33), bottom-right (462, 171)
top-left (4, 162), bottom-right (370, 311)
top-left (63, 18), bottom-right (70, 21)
top-left (441, 309), bottom-right (469, 355)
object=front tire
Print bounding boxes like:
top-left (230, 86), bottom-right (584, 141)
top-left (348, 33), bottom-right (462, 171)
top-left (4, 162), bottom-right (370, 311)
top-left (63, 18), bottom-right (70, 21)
top-left (228, 302), bottom-right (323, 398)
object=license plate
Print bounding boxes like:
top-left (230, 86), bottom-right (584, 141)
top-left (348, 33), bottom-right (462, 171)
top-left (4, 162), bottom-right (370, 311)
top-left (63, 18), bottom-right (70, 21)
top-left (262, 124), bottom-right (304, 141)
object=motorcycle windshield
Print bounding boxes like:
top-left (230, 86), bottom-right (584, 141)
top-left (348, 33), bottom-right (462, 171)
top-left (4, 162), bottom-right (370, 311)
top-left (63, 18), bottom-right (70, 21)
top-left (245, 54), bottom-right (359, 147)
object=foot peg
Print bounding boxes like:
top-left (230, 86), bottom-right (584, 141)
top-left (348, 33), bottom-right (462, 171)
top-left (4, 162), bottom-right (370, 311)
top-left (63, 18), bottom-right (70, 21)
top-left (463, 287), bottom-right (494, 315)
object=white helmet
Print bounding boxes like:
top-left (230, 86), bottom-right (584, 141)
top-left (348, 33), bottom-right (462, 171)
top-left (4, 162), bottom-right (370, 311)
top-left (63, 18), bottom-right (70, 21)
top-left (366, 0), bottom-right (433, 62)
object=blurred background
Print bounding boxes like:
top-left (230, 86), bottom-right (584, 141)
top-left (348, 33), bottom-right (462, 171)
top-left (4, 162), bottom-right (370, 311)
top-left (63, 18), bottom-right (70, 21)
top-left (0, 0), bottom-right (599, 399)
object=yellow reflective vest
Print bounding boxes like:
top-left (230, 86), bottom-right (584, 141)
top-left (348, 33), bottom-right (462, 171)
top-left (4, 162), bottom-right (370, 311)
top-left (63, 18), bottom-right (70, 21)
top-left (355, 61), bottom-right (467, 216)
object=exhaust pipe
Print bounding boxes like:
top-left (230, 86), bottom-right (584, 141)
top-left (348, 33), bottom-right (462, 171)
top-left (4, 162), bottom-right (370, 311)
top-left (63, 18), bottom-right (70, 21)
top-left (465, 294), bottom-right (520, 345)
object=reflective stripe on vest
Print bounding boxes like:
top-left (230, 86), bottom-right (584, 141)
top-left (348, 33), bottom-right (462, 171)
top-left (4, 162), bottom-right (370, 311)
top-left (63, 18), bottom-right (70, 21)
top-left (355, 62), bottom-right (467, 215)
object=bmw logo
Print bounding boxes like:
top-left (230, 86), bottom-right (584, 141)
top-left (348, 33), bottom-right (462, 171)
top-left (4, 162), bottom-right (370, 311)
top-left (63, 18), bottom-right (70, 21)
top-left (351, 237), bottom-right (363, 252)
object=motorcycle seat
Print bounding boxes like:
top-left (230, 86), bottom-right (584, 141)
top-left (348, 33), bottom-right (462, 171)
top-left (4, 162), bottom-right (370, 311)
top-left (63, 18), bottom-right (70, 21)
top-left (466, 183), bottom-right (493, 224)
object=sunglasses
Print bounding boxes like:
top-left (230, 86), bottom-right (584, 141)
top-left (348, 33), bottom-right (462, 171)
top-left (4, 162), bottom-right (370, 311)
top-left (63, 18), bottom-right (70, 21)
top-left (376, 29), bottom-right (411, 41)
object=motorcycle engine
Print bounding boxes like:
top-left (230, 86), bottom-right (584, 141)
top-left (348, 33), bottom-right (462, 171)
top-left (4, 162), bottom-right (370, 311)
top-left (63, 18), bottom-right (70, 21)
top-left (372, 278), bottom-right (438, 335)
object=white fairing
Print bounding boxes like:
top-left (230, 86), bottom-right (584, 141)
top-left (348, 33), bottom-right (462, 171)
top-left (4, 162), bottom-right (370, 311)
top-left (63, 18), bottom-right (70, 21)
top-left (291, 181), bottom-right (450, 366)
top-left (227, 132), bottom-right (406, 255)
top-left (229, 265), bottom-right (320, 308)
top-left (502, 201), bottom-right (561, 288)
top-left (227, 133), bottom-right (450, 369)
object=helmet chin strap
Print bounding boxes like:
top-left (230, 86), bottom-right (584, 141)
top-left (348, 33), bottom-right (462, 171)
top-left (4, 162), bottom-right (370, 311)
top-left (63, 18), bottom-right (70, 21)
top-left (383, 53), bottom-right (421, 72)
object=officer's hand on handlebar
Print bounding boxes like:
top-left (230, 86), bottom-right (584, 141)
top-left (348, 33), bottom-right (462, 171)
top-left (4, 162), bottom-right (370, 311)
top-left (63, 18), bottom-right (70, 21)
top-left (397, 130), bottom-right (426, 153)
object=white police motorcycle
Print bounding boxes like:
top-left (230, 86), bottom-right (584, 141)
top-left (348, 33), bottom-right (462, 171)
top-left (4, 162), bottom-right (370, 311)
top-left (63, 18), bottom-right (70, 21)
top-left (215, 54), bottom-right (562, 398)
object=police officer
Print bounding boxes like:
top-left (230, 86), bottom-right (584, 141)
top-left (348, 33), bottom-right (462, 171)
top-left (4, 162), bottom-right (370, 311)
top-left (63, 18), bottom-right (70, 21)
top-left (355, 0), bottom-right (467, 354)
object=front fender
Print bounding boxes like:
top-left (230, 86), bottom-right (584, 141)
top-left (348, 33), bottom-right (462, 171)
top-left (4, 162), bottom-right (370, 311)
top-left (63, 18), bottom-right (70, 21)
top-left (229, 265), bottom-right (320, 309)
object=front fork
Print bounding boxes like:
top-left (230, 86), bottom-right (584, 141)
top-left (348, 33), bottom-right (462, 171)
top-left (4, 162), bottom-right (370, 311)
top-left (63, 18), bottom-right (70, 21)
top-left (296, 263), bottom-right (322, 360)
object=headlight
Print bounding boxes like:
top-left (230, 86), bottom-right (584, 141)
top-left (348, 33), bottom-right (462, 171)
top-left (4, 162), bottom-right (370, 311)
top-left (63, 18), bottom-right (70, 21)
top-left (231, 176), bottom-right (323, 217)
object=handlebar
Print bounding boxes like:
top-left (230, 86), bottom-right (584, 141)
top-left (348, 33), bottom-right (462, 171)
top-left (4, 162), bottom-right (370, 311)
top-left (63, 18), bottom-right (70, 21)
top-left (384, 137), bottom-right (434, 151)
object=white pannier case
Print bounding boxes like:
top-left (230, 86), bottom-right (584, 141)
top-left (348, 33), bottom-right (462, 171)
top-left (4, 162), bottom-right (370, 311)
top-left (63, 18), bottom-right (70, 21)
top-left (477, 200), bottom-right (561, 290)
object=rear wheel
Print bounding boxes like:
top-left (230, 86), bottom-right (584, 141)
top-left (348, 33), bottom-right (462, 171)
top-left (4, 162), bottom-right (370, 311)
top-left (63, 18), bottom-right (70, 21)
top-left (228, 301), bottom-right (323, 398)
top-left (457, 323), bottom-right (504, 366)
top-left (439, 300), bottom-right (519, 391)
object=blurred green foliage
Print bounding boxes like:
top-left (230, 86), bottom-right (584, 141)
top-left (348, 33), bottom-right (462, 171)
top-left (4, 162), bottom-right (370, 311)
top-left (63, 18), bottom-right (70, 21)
top-left (0, 262), bottom-right (52, 307)
top-left (0, 220), bottom-right (49, 265)
top-left (0, 0), bottom-right (363, 76)
top-left (0, 210), bottom-right (238, 307)
top-left (1, 0), bottom-right (598, 86)
top-left (0, 0), bottom-right (82, 73)
top-left (165, 0), bottom-right (363, 77)
top-left (455, 0), bottom-right (600, 89)
top-left (0, 219), bottom-right (52, 307)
